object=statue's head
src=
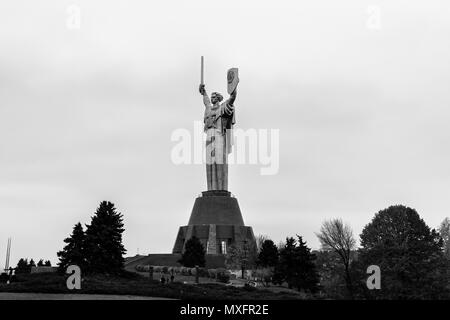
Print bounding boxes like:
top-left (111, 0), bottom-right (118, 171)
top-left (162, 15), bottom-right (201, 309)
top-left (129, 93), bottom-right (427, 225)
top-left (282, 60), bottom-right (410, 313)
top-left (211, 92), bottom-right (223, 105)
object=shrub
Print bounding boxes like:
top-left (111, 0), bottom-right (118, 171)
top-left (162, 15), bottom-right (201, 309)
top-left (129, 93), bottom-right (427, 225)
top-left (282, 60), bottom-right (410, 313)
top-left (208, 269), bottom-right (217, 279)
top-left (244, 283), bottom-right (257, 291)
top-left (180, 267), bottom-right (189, 276)
top-left (217, 272), bottom-right (231, 283)
top-left (0, 273), bottom-right (9, 283)
top-left (263, 275), bottom-right (272, 286)
top-left (173, 267), bottom-right (181, 274)
top-left (215, 268), bottom-right (231, 283)
top-left (198, 268), bottom-right (209, 278)
top-left (135, 264), bottom-right (150, 272)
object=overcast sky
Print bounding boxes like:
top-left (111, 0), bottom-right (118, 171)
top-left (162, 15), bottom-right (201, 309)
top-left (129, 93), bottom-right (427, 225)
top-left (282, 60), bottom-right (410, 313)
top-left (1, 0), bottom-right (450, 266)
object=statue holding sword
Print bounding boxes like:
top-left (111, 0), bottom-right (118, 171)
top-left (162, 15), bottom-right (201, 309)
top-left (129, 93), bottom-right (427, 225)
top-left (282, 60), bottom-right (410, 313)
top-left (199, 56), bottom-right (239, 191)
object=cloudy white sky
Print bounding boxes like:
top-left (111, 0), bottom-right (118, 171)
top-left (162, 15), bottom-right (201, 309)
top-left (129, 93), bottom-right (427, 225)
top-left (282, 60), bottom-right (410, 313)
top-left (1, 0), bottom-right (450, 266)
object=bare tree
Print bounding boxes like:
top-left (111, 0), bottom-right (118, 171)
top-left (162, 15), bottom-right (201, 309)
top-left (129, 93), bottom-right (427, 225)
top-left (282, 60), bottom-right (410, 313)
top-left (225, 240), bottom-right (258, 279)
top-left (255, 234), bottom-right (269, 253)
top-left (277, 240), bottom-right (285, 251)
top-left (316, 218), bottom-right (356, 297)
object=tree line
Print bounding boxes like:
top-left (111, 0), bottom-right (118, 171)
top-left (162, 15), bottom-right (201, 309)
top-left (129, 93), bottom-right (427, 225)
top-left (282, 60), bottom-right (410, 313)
top-left (315, 205), bottom-right (450, 299)
top-left (179, 234), bottom-right (321, 293)
top-left (179, 205), bottom-right (450, 299)
top-left (52, 201), bottom-right (450, 299)
top-left (14, 258), bottom-right (52, 274)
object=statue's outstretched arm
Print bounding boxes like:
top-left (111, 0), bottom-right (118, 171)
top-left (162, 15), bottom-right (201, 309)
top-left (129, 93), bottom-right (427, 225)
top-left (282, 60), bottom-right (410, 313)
top-left (223, 89), bottom-right (236, 117)
top-left (203, 93), bottom-right (211, 107)
top-left (227, 89), bottom-right (237, 106)
top-left (199, 84), bottom-right (211, 107)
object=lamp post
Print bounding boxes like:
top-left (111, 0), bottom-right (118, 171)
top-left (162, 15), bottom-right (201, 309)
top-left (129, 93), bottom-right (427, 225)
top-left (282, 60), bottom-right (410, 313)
top-left (195, 265), bottom-right (199, 284)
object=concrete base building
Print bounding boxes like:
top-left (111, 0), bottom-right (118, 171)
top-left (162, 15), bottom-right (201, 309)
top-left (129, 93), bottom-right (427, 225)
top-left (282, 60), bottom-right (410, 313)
top-left (172, 190), bottom-right (256, 257)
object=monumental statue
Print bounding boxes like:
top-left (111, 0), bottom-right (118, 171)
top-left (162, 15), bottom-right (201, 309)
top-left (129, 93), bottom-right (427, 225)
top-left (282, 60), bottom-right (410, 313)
top-left (172, 57), bottom-right (255, 266)
top-left (199, 65), bottom-right (238, 190)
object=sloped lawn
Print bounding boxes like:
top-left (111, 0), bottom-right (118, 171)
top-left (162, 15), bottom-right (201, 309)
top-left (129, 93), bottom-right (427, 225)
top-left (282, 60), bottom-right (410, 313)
top-left (0, 272), bottom-right (307, 300)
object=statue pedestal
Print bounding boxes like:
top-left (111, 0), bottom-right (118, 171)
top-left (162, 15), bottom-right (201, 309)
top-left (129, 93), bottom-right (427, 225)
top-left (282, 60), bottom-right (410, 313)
top-left (172, 191), bottom-right (256, 257)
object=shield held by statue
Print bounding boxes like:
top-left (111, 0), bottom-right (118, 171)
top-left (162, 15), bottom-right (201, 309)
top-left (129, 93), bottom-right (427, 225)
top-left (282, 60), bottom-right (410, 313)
top-left (227, 68), bottom-right (239, 94)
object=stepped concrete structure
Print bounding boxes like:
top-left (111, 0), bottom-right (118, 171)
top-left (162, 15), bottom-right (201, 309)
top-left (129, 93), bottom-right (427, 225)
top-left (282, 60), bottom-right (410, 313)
top-left (172, 191), bottom-right (256, 256)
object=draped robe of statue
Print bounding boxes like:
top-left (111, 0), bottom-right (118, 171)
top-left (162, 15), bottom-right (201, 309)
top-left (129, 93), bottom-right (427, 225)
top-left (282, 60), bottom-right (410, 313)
top-left (202, 90), bottom-right (236, 191)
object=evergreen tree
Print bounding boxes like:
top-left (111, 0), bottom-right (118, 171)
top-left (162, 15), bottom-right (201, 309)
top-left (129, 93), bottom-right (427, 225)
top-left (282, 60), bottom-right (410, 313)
top-left (294, 236), bottom-right (320, 293)
top-left (15, 258), bottom-right (30, 274)
top-left (37, 259), bottom-right (44, 267)
top-left (28, 259), bottom-right (36, 268)
top-left (257, 239), bottom-right (279, 267)
top-left (178, 236), bottom-right (206, 267)
top-left (273, 237), bottom-right (296, 287)
top-left (84, 201), bottom-right (126, 274)
top-left (44, 260), bottom-right (52, 267)
top-left (57, 222), bottom-right (86, 272)
top-left (273, 236), bottom-right (320, 293)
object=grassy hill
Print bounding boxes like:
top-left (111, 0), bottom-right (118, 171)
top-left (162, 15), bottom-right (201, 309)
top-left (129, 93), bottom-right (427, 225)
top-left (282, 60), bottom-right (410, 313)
top-left (0, 272), bottom-right (307, 300)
